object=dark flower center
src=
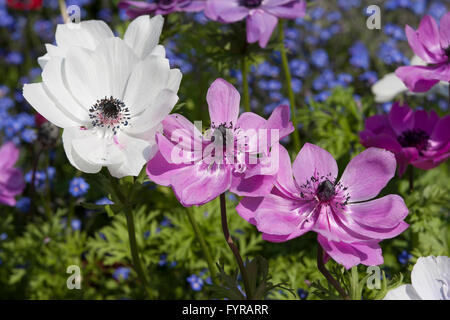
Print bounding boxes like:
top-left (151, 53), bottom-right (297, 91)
top-left (316, 180), bottom-right (335, 202)
top-left (445, 46), bottom-right (450, 59)
top-left (212, 123), bottom-right (232, 147)
top-left (240, 0), bottom-right (262, 8)
top-left (89, 96), bottom-right (130, 135)
top-left (397, 129), bottom-right (429, 151)
top-left (156, 0), bottom-right (178, 8)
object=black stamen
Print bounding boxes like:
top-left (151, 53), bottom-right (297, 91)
top-left (317, 180), bottom-right (335, 202)
top-left (240, 0), bottom-right (262, 8)
top-left (397, 129), bottom-right (429, 151)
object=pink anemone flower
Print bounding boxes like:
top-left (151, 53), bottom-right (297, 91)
top-left (396, 13), bottom-right (450, 92)
top-left (0, 142), bottom-right (25, 206)
top-left (360, 102), bottom-right (450, 176)
top-left (205, 0), bottom-right (306, 48)
top-left (147, 78), bottom-right (294, 206)
top-left (237, 143), bottom-right (409, 269)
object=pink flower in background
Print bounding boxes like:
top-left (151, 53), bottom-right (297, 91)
top-left (147, 78), bottom-right (294, 206)
top-left (0, 142), bottom-right (25, 206)
top-left (205, 0), bottom-right (306, 48)
top-left (396, 12), bottom-right (450, 92)
top-left (119, 0), bottom-right (206, 18)
top-left (237, 143), bottom-right (409, 269)
top-left (360, 102), bottom-right (450, 176)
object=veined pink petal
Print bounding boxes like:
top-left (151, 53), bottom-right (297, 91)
top-left (236, 196), bottom-right (264, 225)
top-left (146, 149), bottom-right (189, 187)
top-left (207, 78), bottom-right (240, 127)
top-left (416, 15), bottom-right (446, 61)
top-left (231, 171), bottom-right (276, 197)
top-left (339, 148), bottom-right (396, 202)
top-left (274, 144), bottom-right (298, 199)
top-left (293, 143), bottom-right (338, 187)
top-left (170, 162), bottom-right (232, 207)
top-left (208, 0), bottom-right (249, 22)
top-left (395, 65), bottom-right (442, 93)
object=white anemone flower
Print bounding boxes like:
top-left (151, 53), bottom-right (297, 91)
top-left (23, 16), bottom-right (182, 178)
top-left (384, 256), bottom-right (450, 300)
top-left (372, 56), bottom-right (449, 103)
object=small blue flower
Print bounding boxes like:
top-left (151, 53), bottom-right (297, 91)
top-left (398, 250), bottom-right (413, 265)
top-left (69, 177), bottom-right (89, 197)
top-left (297, 288), bottom-right (309, 300)
top-left (16, 197), bottom-right (31, 213)
top-left (0, 233), bottom-right (7, 241)
top-left (187, 274), bottom-right (204, 291)
top-left (113, 267), bottom-right (131, 281)
top-left (95, 197), bottom-right (114, 205)
top-left (5, 52), bottom-right (23, 65)
top-left (311, 49), bottom-right (329, 68)
top-left (71, 219), bottom-right (82, 231)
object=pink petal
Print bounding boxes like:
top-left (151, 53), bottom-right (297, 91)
top-left (439, 12), bottom-right (450, 50)
top-left (414, 109), bottom-right (440, 135)
top-left (388, 102), bottom-right (415, 135)
top-left (275, 144), bottom-right (298, 198)
top-left (265, 104), bottom-right (295, 141)
top-left (236, 196), bottom-right (263, 225)
top-left (318, 235), bottom-right (383, 269)
top-left (360, 133), bottom-right (403, 154)
top-left (339, 148), bottom-right (396, 202)
top-left (395, 65), bottom-right (442, 93)
top-left (430, 115), bottom-right (450, 147)
top-left (230, 171), bottom-right (276, 197)
top-left (0, 142), bottom-right (19, 169)
top-left (396, 147), bottom-right (419, 176)
top-left (246, 10), bottom-right (278, 48)
top-left (263, 0), bottom-right (306, 19)
top-left (146, 150), bottom-right (189, 187)
top-left (416, 15), bottom-right (446, 61)
top-left (207, 78), bottom-right (240, 127)
top-left (208, 0), bottom-right (249, 22)
top-left (171, 162), bottom-right (232, 207)
top-left (292, 143), bottom-right (338, 187)
top-left (349, 195), bottom-right (408, 228)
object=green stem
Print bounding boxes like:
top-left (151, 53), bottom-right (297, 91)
top-left (408, 166), bottom-right (414, 193)
top-left (219, 194), bottom-right (251, 299)
top-left (186, 207), bottom-right (218, 285)
top-left (317, 245), bottom-right (350, 300)
top-left (350, 266), bottom-right (360, 300)
top-left (109, 176), bottom-right (150, 297)
top-left (241, 56), bottom-right (251, 113)
top-left (278, 21), bottom-right (301, 151)
top-left (123, 204), bottom-right (150, 297)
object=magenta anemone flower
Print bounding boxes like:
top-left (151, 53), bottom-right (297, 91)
top-left (0, 142), bottom-right (25, 206)
top-left (205, 0), bottom-right (306, 48)
top-left (237, 143), bottom-right (409, 269)
top-left (147, 78), bottom-right (294, 206)
top-left (360, 102), bottom-right (450, 176)
top-left (395, 13), bottom-right (450, 92)
top-left (119, 0), bottom-right (206, 18)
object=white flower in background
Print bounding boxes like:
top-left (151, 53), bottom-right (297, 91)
top-left (372, 56), bottom-right (449, 103)
top-left (384, 256), bottom-right (450, 300)
top-left (23, 16), bottom-right (182, 178)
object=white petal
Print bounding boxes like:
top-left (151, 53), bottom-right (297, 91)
top-left (371, 73), bottom-right (407, 103)
top-left (126, 89), bottom-right (179, 135)
top-left (123, 55), bottom-right (171, 115)
top-left (38, 53), bottom-right (50, 69)
top-left (62, 127), bottom-right (102, 174)
top-left (168, 69), bottom-right (182, 93)
top-left (55, 20), bottom-right (114, 52)
top-left (42, 57), bottom-right (89, 122)
top-left (410, 55), bottom-right (426, 66)
top-left (124, 15), bottom-right (164, 59)
top-left (23, 83), bottom-right (80, 128)
top-left (64, 46), bottom-right (102, 108)
top-left (107, 132), bottom-right (153, 178)
top-left (72, 131), bottom-right (124, 166)
top-left (412, 256), bottom-right (450, 300)
top-left (94, 37), bottom-right (139, 100)
top-left (383, 284), bottom-right (421, 300)
top-left (150, 45), bottom-right (166, 58)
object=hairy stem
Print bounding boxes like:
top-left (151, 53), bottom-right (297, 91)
top-left (278, 21), bottom-right (301, 151)
top-left (186, 207), bottom-right (218, 285)
top-left (219, 193), bottom-right (251, 299)
top-left (317, 245), bottom-right (350, 300)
